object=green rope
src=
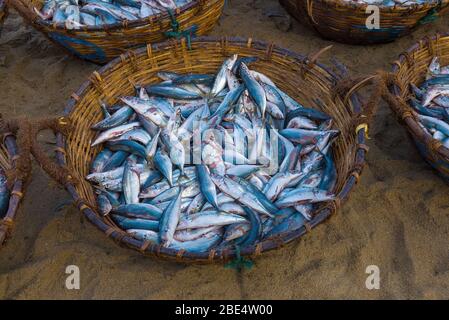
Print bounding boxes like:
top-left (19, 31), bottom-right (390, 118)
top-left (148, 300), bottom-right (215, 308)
top-left (163, 9), bottom-right (198, 49)
top-left (224, 246), bottom-right (254, 270)
top-left (418, 7), bottom-right (440, 25)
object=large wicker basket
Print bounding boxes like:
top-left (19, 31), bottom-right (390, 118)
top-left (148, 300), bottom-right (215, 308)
top-left (10, 0), bottom-right (224, 64)
top-left (0, 0), bottom-right (8, 33)
top-left (280, 0), bottom-right (449, 45)
top-left (54, 36), bottom-right (372, 263)
top-left (0, 133), bottom-right (25, 247)
top-left (385, 34), bottom-right (449, 180)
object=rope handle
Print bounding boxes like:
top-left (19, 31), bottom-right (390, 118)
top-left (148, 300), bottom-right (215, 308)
top-left (29, 116), bottom-right (78, 187)
top-left (0, 114), bottom-right (77, 246)
top-left (1, 115), bottom-right (76, 187)
top-left (348, 74), bottom-right (381, 138)
top-left (0, 115), bottom-right (33, 190)
top-left (380, 71), bottom-right (417, 122)
top-left (331, 69), bottom-right (384, 138)
top-left (9, 0), bottom-right (38, 23)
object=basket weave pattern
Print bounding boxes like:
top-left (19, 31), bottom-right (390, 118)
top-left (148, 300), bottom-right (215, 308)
top-left (10, 0), bottom-right (225, 64)
top-left (280, 0), bottom-right (448, 44)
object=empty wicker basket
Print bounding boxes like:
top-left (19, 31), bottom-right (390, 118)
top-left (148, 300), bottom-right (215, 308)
top-left (280, 0), bottom-right (449, 45)
top-left (53, 36), bottom-right (373, 263)
top-left (10, 0), bottom-right (224, 64)
top-left (385, 34), bottom-right (449, 180)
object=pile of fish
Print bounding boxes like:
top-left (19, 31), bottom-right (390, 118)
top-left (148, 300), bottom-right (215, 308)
top-left (409, 57), bottom-right (449, 148)
top-left (87, 54), bottom-right (339, 253)
top-left (343, 0), bottom-right (428, 5)
top-left (34, 0), bottom-right (191, 28)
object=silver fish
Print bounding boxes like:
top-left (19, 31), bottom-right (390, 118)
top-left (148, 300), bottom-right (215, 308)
top-left (210, 174), bottom-right (273, 216)
top-left (211, 54), bottom-right (238, 96)
top-left (123, 159), bottom-right (140, 204)
top-left (275, 189), bottom-right (335, 208)
top-left (91, 122), bottom-right (140, 146)
top-left (177, 211), bottom-right (247, 230)
top-left (159, 187), bottom-right (182, 246)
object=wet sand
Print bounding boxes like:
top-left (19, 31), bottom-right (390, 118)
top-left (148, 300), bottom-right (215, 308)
top-left (0, 0), bottom-right (449, 299)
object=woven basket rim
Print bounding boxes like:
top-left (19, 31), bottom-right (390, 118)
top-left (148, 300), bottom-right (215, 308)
top-left (11, 0), bottom-right (211, 32)
top-left (0, 133), bottom-right (25, 246)
top-left (391, 33), bottom-right (449, 161)
top-left (56, 36), bottom-right (368, 263)
top-left (280, 0), bottom-right (449, 45)
top-left (312, 0), bottom-right (442, 11)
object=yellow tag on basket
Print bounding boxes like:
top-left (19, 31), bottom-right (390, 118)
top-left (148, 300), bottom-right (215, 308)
top-left (356, 123), bottom-right (369, 139)
top-left (58, 117), bottom-right (68, 126)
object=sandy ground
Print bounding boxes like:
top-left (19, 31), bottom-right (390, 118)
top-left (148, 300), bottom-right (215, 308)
top-left (0, 0), bottom-right (449, 300)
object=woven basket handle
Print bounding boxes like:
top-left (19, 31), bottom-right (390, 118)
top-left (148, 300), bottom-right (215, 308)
top-left (28, 117), bottom-right (78, 187)
top-left (0, 115), bottom-right (36, 190)
top-left (9, 0), bottom-right (37, 22)
top-left (0, 115), bottom-right (34, 246)
top-left (352, 75), bottom-right (383, 137)
top-left (0, 116), bottom-right (77, 187)
top-left (379, 71), bottom-right (417, 121)
top-left (0, 116), bottom-right (77, 245)
top-left (332, 67), bottom-right (384, 136)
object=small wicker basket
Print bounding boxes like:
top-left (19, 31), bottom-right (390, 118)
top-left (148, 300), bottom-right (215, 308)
top-left (10, 0), bottom-right (224, 64)
top-left (280, 0), bottom-right (449, 45)
top-left (385, 34), bottom-right (449, 180)
top-left (53, 37), bottom-right (374, 263)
